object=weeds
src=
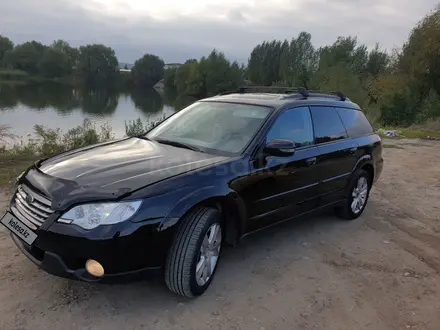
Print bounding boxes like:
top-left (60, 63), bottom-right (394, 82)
top-left (0, 119), bottom-right (115, 186)
top-left (0, 125), bottom-right (16, 141)
top-left (124, 115), bottom-right (165, 136)
top-left (1, 119), bottom-right (114, 159)
top-left (0, 117), bottom-right (167, 186)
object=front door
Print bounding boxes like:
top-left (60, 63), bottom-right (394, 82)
top-left (243, 107), bottom-right (320, 233)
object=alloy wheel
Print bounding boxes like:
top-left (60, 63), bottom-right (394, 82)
top-left (195, 223), bottom-right (222, 286)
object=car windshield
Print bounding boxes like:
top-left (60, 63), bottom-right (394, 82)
top-left (146, 101), bottom-right (272, 154)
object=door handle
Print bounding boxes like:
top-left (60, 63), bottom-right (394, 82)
top-left (348, 147), bottom-right (357, 155)
top-left (305, 157), bottom-right (317, 166)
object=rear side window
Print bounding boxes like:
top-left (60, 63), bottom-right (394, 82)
top-left (310, 106), bottom-right (347, 144)
top-left (336, 108), bottom-right (374, 137)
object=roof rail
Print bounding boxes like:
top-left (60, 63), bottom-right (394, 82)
top-left (218, 86), bottom-right (347, 101)
top-left (306, 90), bottom-right (347, 101)
top-left (219, 86), bottom-right (309, 96)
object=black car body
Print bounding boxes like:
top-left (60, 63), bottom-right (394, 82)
top-left (2, 89), bottom-right (383, 296)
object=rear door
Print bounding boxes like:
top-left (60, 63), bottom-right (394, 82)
top-left (310, 106), bottom-right (359, 205)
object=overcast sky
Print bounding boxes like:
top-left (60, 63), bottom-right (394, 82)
top-left (0, 0), bottom-right (438, 64)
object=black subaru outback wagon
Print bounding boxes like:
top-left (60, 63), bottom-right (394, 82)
top-left (1, 87), bottom-right (383, 297)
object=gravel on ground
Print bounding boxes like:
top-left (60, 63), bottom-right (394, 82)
top-left (1, 138), bottom-right (439, 330)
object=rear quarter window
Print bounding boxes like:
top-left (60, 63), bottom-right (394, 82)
top-left (336, 108), bottom-right (374, 137)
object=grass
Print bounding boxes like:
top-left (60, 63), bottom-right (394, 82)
top-left (0, 156), bottom-right (37, 187)
top-left (377, 127), bottom-right (440, 139)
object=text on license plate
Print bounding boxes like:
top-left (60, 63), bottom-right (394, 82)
top-left (1, 212), bottom-right (37, 245)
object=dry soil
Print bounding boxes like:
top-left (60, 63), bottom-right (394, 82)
top-left (0, 139), bottom-right (439, 330)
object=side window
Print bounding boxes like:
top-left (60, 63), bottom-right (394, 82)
top-left (336, 108), bottom-right (374, 137)
top-left (310, 106), bottom-right (347, 144)
top-left (266, 107), bottom-right (314, 148)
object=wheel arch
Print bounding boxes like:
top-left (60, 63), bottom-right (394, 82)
top-left (167, 186), bottom-right (247, 246)
top-left (352, 155), bottom-right (375, 185)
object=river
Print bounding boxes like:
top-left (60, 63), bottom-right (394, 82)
top-left (0, 83), bottom-right (176, 139)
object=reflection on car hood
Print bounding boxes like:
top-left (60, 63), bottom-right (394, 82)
top-left (33, 138), bottom-right (227, 202)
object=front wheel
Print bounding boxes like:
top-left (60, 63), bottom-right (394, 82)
top-left (336, 169), bottom-right (371, 220)
top-left (165, 207), bottom-right (222, 297)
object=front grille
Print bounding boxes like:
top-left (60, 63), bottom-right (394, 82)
top-left (11, 185), bottom-right (54, 231)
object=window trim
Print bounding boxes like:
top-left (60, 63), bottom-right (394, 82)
top-left (309, 105), bottom-right (349, 146)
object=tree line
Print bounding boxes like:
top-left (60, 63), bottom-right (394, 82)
top-left (164, 6), bottom-right (440, 127)
top-left (1, 5), bottom-right (439, 127)
top-left (0, 37), bottom-right (165, 88)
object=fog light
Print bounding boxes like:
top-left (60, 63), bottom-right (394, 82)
top-left (85, 259), bottom-right (105, 277)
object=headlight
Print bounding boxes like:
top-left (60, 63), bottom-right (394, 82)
top-left (59, 201), bottom-right (142, 230)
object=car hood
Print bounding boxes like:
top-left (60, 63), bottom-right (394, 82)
top-left (27, 138), bottom-right (227, 209)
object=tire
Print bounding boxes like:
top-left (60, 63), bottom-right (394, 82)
top-left (336, 169), bottom-right (371, 220)
top-left (165, 206), bottom-right (223, 297)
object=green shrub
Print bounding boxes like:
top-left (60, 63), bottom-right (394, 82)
top-left (125, 116), bottom-right (166, 137)
top-left (125, 118), bottom-right (145, 136)
top-left (2, 119), bottom-right (113, 158)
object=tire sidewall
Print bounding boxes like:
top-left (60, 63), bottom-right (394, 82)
top-left (189, 211), bottom-right (223, 296)
top-left (346, 170), bottom-right (371, 219)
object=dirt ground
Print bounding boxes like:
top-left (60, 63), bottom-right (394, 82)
top-left (1, 139), bottom-right (439, 330)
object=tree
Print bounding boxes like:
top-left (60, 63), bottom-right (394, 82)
top-left (78, 44), bottom-right (119, 86)
top-left (366, 44), bottom-right (389, 77)
top-left (4, 41), bottom-right (46, 74)
top-left (0, 35), bottom-right (13, 66)
top-left (175, 59), bottom-right (199, 96)
top-left (174, 51), bottom-right (243, 98)
top-left (247, 41), bottom-right (284, 85)
top-left (249, 32), bottom-right (317, 87)
top-left (398, 6), bottom-right (440, 96)
top-left (132, 54), bottom-right (164, 88)
top-left (52, 39), bottom-right (79, 69)
top-left (199, 50), bottom-right (243, 95)
top-left (38, 48), bottom-right (71, 78)
top-left (164, 67), bottom-right (178, 90)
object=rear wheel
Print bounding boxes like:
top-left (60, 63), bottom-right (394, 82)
top-left (336, 169), bottom-right (371, 220)
top-left (165, 207), bottom-right (222, 297)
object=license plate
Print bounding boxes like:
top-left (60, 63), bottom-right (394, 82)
top-left (1, 212), bottom-right (37, 245)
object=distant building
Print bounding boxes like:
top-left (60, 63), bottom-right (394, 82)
top-left (164, 63), bottom-right (182, 70)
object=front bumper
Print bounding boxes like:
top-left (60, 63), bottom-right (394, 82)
top-left (8, 210), bottom-right (177, 282)
top-left (11, 234), bottom-right (162, 282)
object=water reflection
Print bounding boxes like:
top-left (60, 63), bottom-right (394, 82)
top-left (0, 83), bottom-right (180, 116)
top-left (0, 83), bottom-right (178, 138)
top-left (0, 84), bottom-right (18, 109)
top-left (131, 88), bottom-right (164, 114)
top-left (80, 88), bottom-right (118, 115)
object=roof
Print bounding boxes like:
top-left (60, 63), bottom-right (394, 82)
top-left (202, 92), bottom-right (361, 110)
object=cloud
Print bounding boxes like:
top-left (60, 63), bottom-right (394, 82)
top-left (0, 0), bottom-right (437, 64)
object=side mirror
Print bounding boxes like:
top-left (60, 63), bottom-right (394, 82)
top-left (264, 139), bottom-right (296, 157)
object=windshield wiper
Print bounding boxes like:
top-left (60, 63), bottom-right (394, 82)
top-left (136, 135), bottom-right (150, 140)
top-left (154, 138), bottom-right (204, 153)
